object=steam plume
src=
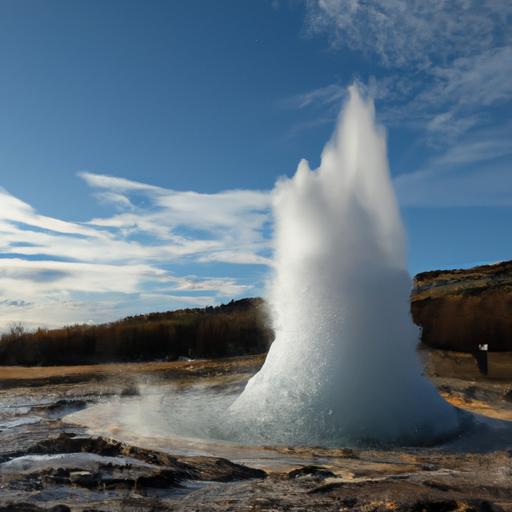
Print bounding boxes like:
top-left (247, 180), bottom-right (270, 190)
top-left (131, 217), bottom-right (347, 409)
top-left (229, 85), bottom-right (460, 445)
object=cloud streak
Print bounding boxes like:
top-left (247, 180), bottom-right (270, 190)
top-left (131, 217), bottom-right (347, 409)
top-left (394, 124), bottom-right (512, 207)
top-left (0, 174), bottom-right (272, 331)
top-left (305, 0), bottom-right (510, 69)
top-left (2, 154), bottom-right (510, 332)
top-left (300, 1), bottom-right (511, 141)
top-left (288, 1), bottom-right (512, 208)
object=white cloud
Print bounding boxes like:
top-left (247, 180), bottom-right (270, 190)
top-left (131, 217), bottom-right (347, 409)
top-left (94, 191), bottom-right (135, 210)
top-left (79, 171), bottom-right (161, 192)
top-left (395, 163), bottom-right (512, 208)
top-left (0, 175), bottom-right (272, 331)
top-left (0, 187), bottom-right (101, 238)
top-left (287, 1), bottom-right (512, 206)
top-left (197, 250), bottom-right (272, 266)
top-left (0, 293), bottom-right (218, 332)
top-left (430, 46), bottom-right (512, 108)
top-left (305, 1), bottom-right (510, 69)
top-left (408, 46), bottom-right (512, 140)
top-left (288, 83), bottom-right (345, 109)
top-left (425, 111), bottom-right (479, 139)
top-left (298, 1), bottom-right (511, 142)
top-left (394, 124), bottom-right (512, 207)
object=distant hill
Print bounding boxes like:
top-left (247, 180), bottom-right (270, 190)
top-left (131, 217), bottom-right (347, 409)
top-left (1, 261), bottom-right (511, 365)
top-left (0, 298), bottom-right (272, 366)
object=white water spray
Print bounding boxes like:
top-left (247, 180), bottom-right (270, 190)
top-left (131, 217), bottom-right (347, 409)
top-left (229, 85), bottom-right (460, 445)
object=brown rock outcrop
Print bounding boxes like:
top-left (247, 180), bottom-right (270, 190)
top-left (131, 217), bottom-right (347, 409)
top-left (411, 260), bottom-right (512, 352)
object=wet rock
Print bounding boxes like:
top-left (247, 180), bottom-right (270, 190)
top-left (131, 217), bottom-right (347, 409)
top-left (339, 497), bottom-right (358, 509)
top-left (1, 432), bottom-right (266, 500)
top-left (39, 399), bottom-right (88, 420)
top-left (287, 465), bottom-right (336, 479)
top-left (463, 386), bottom-right (478, 402)
top-left (181, 456), bottom-right (266, 482)
top-left (1, 454), bottom-right (192, 503)
top-left (69, 470), bottom-right (95, 485)
top-left (407, 500), bottom-right (503, 512)
top-left (307, 480), bottom-right (348, 494)
top-left (120, 385), bottom-right (139, 396)
top-left (44, 465), bottom-right (184, 491)
top-left (422, 480), bottom-right (459, 492)
top-left (406, 501), bottom-right (447, 512)
top-left (0, 505), bottom-right (70, 512)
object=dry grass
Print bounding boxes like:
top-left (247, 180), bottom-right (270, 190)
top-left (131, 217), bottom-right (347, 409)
top-left (0, 353), bottom-right (266, 383)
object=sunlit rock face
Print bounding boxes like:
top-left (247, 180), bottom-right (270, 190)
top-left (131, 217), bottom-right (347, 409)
top-left (412, 260), bottom-right (512, 353)
top-left (229, 85), bottom-right (460, 446)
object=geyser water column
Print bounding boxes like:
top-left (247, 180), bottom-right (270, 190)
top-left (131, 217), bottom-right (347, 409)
top-left (229, 85), bottom-right (460, 445)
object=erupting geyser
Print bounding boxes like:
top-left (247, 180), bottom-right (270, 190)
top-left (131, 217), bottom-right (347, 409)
top-left (229, 85), bottom-right (461, 445)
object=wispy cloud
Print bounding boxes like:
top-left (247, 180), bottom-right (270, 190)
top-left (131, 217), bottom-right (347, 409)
top-left (288, 1), bottom-right (512, 205)
top-left (2, 151), bottom-right (510, 332)
top-left (0, 174), bottom-right (272, 331)
top-left (287, 83), bottom-right (345, 110)
top-left (81, 172), bottom-right (272, 262)
top-left (394, 124), bottom-right (512, 207)
top-left (305, 1), bottom-right (510, 69)
top-left (395, 162), bottom-right (512, 208)
top-left (299, 1), bottom-right (511, 141)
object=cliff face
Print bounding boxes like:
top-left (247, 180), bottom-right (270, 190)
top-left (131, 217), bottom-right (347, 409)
top-left (411, 260), bottom-right (512, 352)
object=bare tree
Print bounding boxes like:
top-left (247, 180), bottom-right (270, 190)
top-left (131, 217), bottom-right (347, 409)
top-left (8, 322), bottom-right (25, 338)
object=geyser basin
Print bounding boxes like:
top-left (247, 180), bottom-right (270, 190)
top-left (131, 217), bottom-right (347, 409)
top-left (70, 86), bottom-right (469, 449)
top-left (229, 85), bottom-right (461, 445)
top-left (66, 378), bottom-right (512, 456)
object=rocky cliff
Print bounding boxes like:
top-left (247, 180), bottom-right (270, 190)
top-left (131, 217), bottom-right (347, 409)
top-left (411, 260), bottom-right (512, 352)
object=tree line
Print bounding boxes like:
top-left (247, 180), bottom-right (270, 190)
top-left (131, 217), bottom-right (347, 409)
top-left (0, 298), bottom-right (273, 366)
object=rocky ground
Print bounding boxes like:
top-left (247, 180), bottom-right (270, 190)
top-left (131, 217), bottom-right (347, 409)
top-left (1, 351), bottom-right (511, 511)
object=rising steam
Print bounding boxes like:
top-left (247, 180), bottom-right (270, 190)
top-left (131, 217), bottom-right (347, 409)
top-left (228, 85), bottom-right (460, 445)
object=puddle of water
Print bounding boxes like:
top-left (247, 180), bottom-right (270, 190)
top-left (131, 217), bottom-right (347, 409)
top-left (64, 387), bottom-right (512, 477)
top-left (0, 415), bottom-right (42, 429)
top-left (0, 452), bottom-right (156, 474)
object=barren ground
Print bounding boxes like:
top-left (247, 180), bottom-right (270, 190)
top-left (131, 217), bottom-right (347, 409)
top-left (1, 349), bottom-right (511, 511)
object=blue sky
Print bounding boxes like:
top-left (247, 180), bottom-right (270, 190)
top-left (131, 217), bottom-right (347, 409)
top-left (0, 0), bottom-right (511, 329)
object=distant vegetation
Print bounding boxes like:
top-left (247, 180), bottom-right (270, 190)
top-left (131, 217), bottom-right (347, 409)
top-left (0, 298), bottom-right (273, 366)
top-left (2, 260), bottom-right (512, 366)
